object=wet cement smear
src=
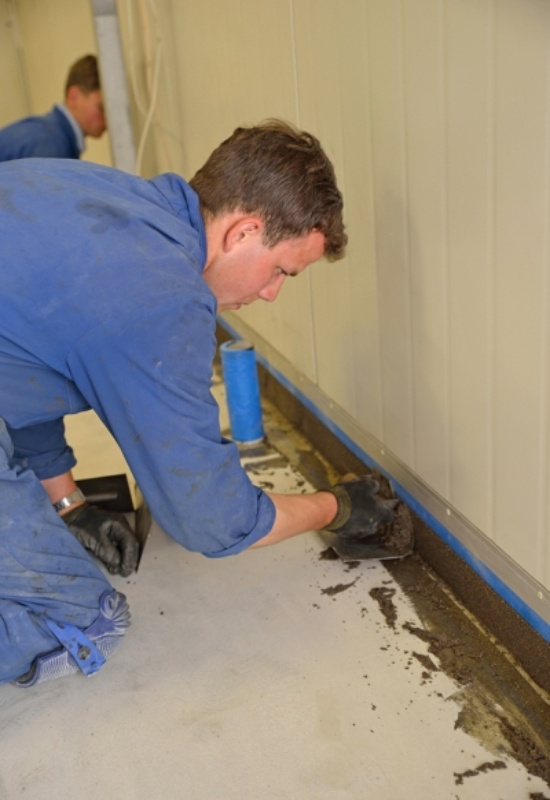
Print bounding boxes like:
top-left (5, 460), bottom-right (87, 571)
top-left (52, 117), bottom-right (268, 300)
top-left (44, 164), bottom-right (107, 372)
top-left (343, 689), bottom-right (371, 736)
top-left (320, 578), bottom-right (359, 596)
top-left (378, 503), bottom-right (415, 556)
top-left (453, 760), bottom-right (507, 785)
top-left (403, 615), bottom-right (550, 783)
top-left (412, 651), bottom-right (439, 673)
top-left (403, 623), bottom-right (464, 662)
top-left (369, 586), bottom-right (398, 628)
top-left (386, 557), bottom-right (550, 786)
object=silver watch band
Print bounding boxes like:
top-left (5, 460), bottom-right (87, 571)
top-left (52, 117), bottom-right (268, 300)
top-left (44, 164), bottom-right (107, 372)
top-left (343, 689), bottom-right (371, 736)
top-left (52, 488), bottom-right (86, 513)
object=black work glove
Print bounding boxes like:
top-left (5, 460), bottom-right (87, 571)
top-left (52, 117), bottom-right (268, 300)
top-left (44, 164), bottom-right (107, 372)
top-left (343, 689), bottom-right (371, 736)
top-left (62, 503), bottom-right (140, 577)
top-left (325, 476), bottom-right (398, 538)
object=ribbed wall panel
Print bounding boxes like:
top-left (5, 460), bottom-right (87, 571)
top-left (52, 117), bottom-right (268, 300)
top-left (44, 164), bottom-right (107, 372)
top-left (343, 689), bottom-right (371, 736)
top-left (3, 0), bottom-right (550, 602)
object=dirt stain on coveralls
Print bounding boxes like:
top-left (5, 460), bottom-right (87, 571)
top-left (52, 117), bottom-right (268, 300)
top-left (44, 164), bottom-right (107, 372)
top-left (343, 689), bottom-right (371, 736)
top-left (0, 187), bottom-right (33, 221)
top-left (75, 200), bottom-right (130, 233)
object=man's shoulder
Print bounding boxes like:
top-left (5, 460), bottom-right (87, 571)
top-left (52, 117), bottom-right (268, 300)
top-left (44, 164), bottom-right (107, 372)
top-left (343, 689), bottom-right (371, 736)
top-left (0, 107), bottom-right (78, 160)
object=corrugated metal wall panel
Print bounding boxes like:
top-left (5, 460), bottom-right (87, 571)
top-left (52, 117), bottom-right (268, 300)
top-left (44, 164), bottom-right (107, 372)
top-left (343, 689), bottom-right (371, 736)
top-left (144, 0), bottom-right (550, 594)
top-left (445, 0), bottom-right (494, 540)
top-left (7, 0), bottom-right (549, 604)
top-left (362, 1), bottom-right (416, 464)
top-left (293, 0), bottom-right (383, 426)
top-left (402, 0), bottom-right (450, 496)
top-left (491, 1), bottom-right (550, 581)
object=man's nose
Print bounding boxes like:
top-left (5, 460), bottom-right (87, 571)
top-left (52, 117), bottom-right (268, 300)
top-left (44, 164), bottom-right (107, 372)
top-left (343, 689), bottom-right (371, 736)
top-left (259, 275), bottom-right (285, 302)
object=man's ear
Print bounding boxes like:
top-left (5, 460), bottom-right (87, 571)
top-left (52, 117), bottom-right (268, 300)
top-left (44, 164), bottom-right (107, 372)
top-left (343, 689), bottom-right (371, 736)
top-left (223, 216), bottom-right (264, 253)
top-left (65, 85), bottom-right (82, 113)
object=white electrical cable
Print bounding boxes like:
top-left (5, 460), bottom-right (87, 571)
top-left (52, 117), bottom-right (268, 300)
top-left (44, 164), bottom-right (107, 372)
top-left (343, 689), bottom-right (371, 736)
top-left (123, 0), bottom-right (184, 175)
top-left (135, 33), bottom-right (162, 175)
top-left (124, 0), bottom-right (148, 116)
top-left (123, 0), bottom-right (164, 175)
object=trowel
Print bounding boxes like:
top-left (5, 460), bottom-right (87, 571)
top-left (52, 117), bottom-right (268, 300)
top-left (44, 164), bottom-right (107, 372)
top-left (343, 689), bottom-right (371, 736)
top-left (319, 478), bottom-right (415, 561)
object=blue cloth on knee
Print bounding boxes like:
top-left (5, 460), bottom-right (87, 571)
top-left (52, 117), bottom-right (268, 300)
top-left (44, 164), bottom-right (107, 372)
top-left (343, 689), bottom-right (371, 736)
top-left (0, 419), bottom-right (112, 684)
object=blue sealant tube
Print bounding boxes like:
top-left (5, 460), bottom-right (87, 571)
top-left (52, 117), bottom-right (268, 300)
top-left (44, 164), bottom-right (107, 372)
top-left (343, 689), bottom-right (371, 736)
top-left (220, 340), bottom-right (264, 444)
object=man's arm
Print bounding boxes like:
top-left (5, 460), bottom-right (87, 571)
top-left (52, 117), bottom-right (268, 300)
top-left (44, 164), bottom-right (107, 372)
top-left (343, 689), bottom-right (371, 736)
top-left (252, 476), bottom-right (398, 549)
top-left (250, 491), bottom-right (338, 548)
top-left (41, 471), bottom-right (84, 512)
top-left (41, 470), bottom-right (139, 577)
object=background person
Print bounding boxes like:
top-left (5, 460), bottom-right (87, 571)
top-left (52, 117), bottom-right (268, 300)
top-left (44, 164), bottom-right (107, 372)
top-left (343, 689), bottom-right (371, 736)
top-left (0, 54), bottom-right (106, 161)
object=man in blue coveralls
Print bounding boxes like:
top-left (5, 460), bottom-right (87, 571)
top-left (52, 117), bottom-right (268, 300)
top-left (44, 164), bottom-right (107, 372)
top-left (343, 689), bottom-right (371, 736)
top-left (0, 54), bottom-right (106, 162)
top-left (0, 119), bottom-right (394, 687)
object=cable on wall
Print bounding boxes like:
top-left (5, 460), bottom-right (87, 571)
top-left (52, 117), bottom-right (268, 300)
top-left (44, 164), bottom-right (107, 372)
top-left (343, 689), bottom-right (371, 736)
top-left (124, 0), bottom-right (170, 175)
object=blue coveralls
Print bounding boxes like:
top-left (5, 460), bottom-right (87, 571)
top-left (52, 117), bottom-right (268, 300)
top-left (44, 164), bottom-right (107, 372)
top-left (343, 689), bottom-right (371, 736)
top-left (0, 158), bottom-right (276, 683)
top-left (0, 106), bottom-right (80, 161)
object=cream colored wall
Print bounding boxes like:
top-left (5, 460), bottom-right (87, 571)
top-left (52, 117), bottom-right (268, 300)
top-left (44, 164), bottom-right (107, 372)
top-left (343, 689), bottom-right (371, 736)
top-left (3, 2), bottom-right (549, 622)
top-left (121, 0), bottom-right (550, 611)
top-left (0, 1), bottom-right (30, 121)
top-left (0, 0), bottom-right (112, 166)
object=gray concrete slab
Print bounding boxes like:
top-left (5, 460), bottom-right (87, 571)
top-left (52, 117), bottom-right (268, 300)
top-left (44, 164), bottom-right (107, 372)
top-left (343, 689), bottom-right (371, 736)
top-left (1, 388), bottom-right (549, 799)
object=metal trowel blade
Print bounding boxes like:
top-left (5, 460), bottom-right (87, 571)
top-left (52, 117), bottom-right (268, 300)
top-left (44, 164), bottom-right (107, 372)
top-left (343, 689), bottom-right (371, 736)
top-left (319, 502), bottom-right (414, 562)
top-left (319, 530), bottom-right (412, 561)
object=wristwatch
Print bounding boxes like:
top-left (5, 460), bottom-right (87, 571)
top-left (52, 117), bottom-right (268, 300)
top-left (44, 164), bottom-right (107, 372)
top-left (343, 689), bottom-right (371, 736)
top-left (52, 489), bottom-right (86, 513)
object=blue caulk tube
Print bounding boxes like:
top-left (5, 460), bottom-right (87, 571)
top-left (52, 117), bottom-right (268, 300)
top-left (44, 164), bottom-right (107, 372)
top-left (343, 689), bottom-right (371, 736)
top-left (220, 339), bottom-right (264, 444)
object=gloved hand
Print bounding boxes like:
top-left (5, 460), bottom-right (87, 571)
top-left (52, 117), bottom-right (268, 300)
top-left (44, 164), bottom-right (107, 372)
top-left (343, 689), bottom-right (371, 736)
top-left (62, 503), bottom-right (140, 577)
top-left (325, 475), bottom-right (399, 538)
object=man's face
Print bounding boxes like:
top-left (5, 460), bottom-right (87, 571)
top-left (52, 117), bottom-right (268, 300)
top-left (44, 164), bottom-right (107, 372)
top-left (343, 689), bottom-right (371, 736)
top-left (68, 88), bottom-right (107, 138)
top-left (207, 228), bottom-right (326, 312)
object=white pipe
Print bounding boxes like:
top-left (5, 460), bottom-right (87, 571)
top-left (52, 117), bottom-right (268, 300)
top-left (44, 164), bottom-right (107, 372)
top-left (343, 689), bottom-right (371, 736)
top-left (90, 0), bottom-right (136, 174)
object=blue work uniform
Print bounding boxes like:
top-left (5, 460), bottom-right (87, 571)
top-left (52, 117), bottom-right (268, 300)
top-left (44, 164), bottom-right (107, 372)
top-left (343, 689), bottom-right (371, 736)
top-left (0, 105), bottom-right (81, 161)
top-left (0, 158), bottom-right (275, 682)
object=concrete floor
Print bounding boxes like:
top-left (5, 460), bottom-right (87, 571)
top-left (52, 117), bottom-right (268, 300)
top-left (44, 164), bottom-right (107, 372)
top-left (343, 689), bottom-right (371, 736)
top-left (1, 379), bottom-right (549, 799)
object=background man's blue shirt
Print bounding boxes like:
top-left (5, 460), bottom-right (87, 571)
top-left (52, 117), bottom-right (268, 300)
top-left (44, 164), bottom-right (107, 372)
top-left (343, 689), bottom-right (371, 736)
top-left (0, 106), bottom-right (80, 161)
top-left (0, 158), bottom-right (276, 556)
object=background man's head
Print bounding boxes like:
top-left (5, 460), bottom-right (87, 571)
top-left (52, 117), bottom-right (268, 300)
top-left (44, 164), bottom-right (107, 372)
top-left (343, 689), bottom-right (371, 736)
top-left (190, 119), bottom-right (347, 262)
top-left (64, 54), bottom-right (106, 139)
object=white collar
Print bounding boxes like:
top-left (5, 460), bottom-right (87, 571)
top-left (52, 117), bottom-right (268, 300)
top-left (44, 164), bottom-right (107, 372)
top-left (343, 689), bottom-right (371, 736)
top-left (56, 104), bottom-right (86, 154)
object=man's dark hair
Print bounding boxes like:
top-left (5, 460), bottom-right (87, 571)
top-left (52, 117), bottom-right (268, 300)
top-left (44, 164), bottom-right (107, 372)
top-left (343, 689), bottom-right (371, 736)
top-left (190, 119), bottom-right (347, 261)
top-left (65, 55), bottom-right (101, 95)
